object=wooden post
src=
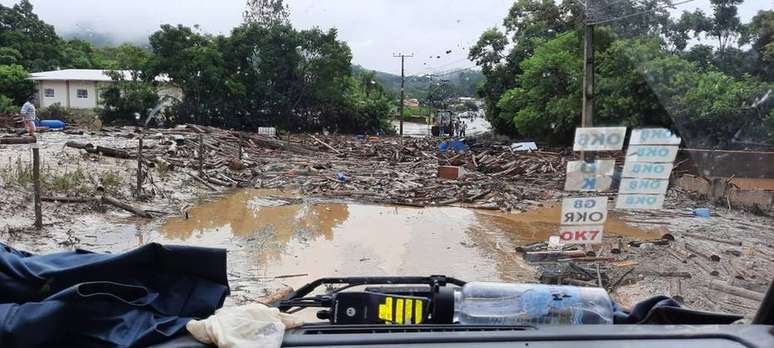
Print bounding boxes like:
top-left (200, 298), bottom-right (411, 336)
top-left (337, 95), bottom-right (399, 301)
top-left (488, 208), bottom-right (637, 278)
top-left (136, 137), bottom-right (143, 199)
top-left (198, 133), bottom-right (204, 175)
top-left (238, 132), bottom-right (243, 161)
top-left (32, 145), bottom-right (42, 230)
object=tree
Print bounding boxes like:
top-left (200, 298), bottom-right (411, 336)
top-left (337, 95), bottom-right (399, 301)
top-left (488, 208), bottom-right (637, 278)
top-left (100, 71), bottom-right (160, 125)
top-left (244, 0), bottom-right (289, 26)
top-left (710, 0), bottom-right (744, 55)
top-left (740, 10), bottom-right (774, 80)
top-left (97, 44), bottom-right (152, 70)
top-left (496, 32), bottom-right (581, 143)
top-left (0, 47), bottom-right (22, 65)
top-left (0, 64), bottom-right (34, 105)
top-left (0, 0), bottom-right (63, 71)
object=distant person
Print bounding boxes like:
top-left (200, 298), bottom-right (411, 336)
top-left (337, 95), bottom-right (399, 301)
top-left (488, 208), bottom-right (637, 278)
top-left (461, 121), bottom-right (467, 137)
top-left (21, 96), bottom-right (37, 136)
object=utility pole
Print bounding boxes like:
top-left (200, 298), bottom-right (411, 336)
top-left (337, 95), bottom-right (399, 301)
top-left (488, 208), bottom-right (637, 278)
top-left (393, 53), bottom-right (413, 137)
top-left (581, 22), bottom-right (594, 129)
top-left (581, 0), bottom-right (595, 161)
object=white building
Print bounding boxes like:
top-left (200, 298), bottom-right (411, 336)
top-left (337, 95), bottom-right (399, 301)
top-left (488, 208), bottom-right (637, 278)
top-left (28, 69), bottom-right (180, 109)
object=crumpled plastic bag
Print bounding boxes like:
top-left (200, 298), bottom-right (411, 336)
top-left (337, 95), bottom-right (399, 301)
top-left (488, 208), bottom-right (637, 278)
top-left (186, 303), bottom-right (304, 348)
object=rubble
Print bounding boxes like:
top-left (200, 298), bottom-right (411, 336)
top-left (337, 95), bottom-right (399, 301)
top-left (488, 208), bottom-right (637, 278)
top-left (63, 125), bottom-right (576, 211)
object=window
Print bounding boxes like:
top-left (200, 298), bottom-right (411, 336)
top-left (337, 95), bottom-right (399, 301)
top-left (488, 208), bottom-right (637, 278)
top-left (76, 89), bottom-right (88, 99)
top-left (44, 88), bottom-right (55, 98)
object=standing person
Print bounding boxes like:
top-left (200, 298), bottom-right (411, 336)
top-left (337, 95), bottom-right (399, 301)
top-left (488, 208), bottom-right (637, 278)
top-left (21, 96), bottom-right (37, 137)
top-left (461, 121), bottom-right (467, 137)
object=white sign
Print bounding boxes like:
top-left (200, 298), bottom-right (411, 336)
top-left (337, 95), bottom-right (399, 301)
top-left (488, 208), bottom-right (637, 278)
top-left (621, 162), bottom-right (674, 179)
top-left (630, 128), bottom-right (681, 145)
top-left (564, 173), bottom-right (613, 192)
top-left (258, 127), bottom-right (277, 136)
top-left (615, 194), bottom-right (666, 210)
top-left (558, 225), bottom-right (605, 245)
top-left (566, 160), bottom-right (616, 176)
top-left (625, 145), bottom-right (679, 163)
top-left (561, 197), bottom-right (609, 225)
top-left (618, 178), bottom-right (670, 195)
top-left (564, 160), bottom-right (616, 192)
top-left (573, 127), bottom-right (627, 152)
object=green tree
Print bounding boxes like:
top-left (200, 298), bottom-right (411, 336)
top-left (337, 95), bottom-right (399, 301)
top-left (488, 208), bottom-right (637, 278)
top-left (496, 32), bottom-right (581, 143)
top-left (0, 47), bottom-right (22, 65)
top-left (100, 71), bottom-right (160, 125)
top-left (97, 44), bottom-right (152, 70)
top-left (0, 64), bottom-right (34, 105)
top-left (0, 0), bottom-right (63, 71)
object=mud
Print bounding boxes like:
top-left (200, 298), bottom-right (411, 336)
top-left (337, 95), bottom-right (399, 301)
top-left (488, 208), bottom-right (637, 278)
top-left (154, 189), bottom-right (540, 295)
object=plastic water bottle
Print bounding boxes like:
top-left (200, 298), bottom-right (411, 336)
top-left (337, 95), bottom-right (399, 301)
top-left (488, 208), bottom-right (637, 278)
top-left (452, 282), bottom-right (614, 325)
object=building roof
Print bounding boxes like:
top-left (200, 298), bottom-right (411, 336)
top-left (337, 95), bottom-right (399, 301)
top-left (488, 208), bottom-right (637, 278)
top-left (29, 69), bottom-right (170, 82)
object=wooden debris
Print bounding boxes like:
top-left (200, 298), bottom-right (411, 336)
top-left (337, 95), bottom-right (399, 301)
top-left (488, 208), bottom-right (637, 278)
top-left (0, 136), bottom-right (36, 144)
top-left (101, 195), bottom-right (152, 218)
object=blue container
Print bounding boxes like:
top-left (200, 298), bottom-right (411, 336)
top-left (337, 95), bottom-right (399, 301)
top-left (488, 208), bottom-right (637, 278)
top-left (37, 119), bottom-right (66, 129)
top-left (693, 208), bottom-right (711, 218)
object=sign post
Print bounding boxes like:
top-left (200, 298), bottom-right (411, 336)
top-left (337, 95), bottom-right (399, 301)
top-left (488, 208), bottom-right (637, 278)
top-left (616, 128), bottom-right (681, 210)
top-left (559, 197), bottom-right (608, 245)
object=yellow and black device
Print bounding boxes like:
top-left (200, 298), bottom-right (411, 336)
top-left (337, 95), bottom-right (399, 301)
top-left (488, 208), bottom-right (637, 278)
top-left (331, 292), bottom-right (430, 325)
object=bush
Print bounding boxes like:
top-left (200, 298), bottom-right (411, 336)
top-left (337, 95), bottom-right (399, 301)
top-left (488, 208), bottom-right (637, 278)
top-left (0, 95), bottom-right (17, 113)
top-left (39, 102), bottom-right (70, 119)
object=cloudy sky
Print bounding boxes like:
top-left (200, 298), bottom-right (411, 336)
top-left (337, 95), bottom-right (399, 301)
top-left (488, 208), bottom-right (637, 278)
top-left (0, 0), bottom-right (767, 74)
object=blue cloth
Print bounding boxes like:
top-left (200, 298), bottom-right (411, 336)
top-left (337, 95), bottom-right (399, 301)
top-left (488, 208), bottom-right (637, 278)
top-left (613, 296), bottom-right (742, 324)
top-left (0, 243), bottom-right (229, 347)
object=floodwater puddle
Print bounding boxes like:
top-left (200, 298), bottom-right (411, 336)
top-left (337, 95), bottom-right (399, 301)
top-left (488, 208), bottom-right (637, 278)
top-left (156, 190), bottom-right (657, 289)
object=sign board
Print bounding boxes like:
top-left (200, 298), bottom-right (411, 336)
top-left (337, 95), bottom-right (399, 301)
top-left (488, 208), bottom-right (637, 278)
top-left (564, 172), bottom-right (613, 192)
top-left (558, 225), bottom-right (604, 245)
top-left (621, 162), bottom-right (674, 179)
top-left (258, 127), bottom-right (277, 136)
top-left (625, 145), bottom-right (679, 163)
top-left (566, 160), bottom-right (616, 176)
top-left (618, 178), bottom-right (670, 195)
top-left (615, 194), bottom-right (665, 210)
top-left (573, 127), bottom-right (627, 152)
top-left (560, 197), bottom-right (608, 225)
top-left (630, 128), bottom-right (681, 145)
top-left (564, 160), bottom-right (616, 192)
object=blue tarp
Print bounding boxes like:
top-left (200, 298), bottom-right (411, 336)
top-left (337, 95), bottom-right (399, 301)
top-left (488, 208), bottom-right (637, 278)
top-left (0, 243), bottom-right (229, 347)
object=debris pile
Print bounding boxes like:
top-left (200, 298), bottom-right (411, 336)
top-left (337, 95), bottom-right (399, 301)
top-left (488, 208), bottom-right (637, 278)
top-left (517, 222), bottom-right (772, 314)
top-left (62, 125), bottom-right (573, 211)
top-left (0, 113), bottom-right (22, 129)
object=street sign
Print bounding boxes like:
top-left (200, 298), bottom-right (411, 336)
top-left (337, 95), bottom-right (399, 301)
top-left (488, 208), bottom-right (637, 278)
top-left (630, 128), bottom-right (681, 145)
top-left (564, 160), bottom-right (616, 192)
top-left (625, 145), bottom-right (679, 163)
top-left (615, 194), bottom-right (665, 210)
top-left (561, 197), bottom-right (608, 225)
top-left (558, 225), bottom-right (604, 244)
top-left (573, 127), bottom-right (627, 151)
top-left (621, 162), bottom-right (674, 179)
top-left (618, 178), bottom-right (669, 195)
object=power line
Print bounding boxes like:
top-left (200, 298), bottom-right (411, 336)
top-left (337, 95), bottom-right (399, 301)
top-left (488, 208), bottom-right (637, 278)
top-left (588, 0), bottom-right (696, 25)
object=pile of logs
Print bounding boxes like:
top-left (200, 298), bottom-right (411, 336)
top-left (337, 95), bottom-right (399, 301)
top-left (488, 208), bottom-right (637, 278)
top-left (58, 125), bottom-right (573, 211)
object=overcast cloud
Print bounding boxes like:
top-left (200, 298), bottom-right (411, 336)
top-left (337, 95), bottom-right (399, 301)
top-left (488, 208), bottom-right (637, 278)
top-left (0, 0), bottom-right (767, 74)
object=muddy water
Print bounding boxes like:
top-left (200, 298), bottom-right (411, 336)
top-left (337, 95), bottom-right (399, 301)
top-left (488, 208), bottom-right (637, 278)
top-left (154, 190), bottom-right (655, 296)
top-left (157, 190), bottom-right (534, 292)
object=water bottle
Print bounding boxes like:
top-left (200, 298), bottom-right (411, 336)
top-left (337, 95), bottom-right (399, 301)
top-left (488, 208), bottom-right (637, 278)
top-left (450, 282), bottom-right (614, 325)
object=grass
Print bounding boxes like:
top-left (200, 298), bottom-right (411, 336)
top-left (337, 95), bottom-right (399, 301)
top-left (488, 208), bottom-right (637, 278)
top-left (98, 171), bottom-right (123, 194)
top-left (0, 157), bottom-right (124, 196)
top-left (155, 160), bottom-right (171, 177)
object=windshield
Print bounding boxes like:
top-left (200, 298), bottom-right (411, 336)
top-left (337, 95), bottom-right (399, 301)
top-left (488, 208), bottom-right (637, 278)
top-left (0, 0), bottom-right (772, 337)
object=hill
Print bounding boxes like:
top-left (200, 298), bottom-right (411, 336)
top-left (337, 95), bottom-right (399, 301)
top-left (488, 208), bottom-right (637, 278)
top-left (353, 65), bottom-right (483, 100)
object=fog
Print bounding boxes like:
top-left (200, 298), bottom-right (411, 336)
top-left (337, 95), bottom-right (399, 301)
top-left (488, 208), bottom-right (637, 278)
top-left (0, 0), bottom-right (766, 74)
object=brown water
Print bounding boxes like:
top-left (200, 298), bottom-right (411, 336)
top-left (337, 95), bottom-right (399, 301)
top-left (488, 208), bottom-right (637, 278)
top-left (156, 190), bottom-right (655, 293)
